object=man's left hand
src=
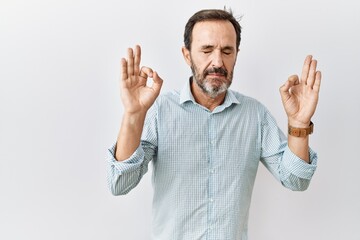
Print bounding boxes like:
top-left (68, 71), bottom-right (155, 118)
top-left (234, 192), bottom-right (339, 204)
top-left (279, 55), bottom-right (322, 128)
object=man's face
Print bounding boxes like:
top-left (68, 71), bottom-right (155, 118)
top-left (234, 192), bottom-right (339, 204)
top-left (183, 20), bottom-right (238, 98)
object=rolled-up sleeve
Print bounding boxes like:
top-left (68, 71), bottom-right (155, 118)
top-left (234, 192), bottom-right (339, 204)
top-left (260, 108), bottom-right (318, 191)
top-left (107, 144), bottom-right (149, 195)
top-left (281, 145), bottom-right (317, 179)
top-left (279, 145), bottom-right (317, 191)
top-left (107, 101), bottom-right (159, 196)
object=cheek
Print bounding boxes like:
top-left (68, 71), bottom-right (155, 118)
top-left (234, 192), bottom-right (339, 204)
top-left (192, 61), bottom-right (208, 74)
top-left (224, 58), bottom-right (236, 70)
top-left (193, 53), bottom-right (212, 65)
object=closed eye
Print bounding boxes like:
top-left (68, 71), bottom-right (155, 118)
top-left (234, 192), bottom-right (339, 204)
top-left (200, 45), bottom-right (214, 54)
top-left (222, 46), bottom-right (235, 55)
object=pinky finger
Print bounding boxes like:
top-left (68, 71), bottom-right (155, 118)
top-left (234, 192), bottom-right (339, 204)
top-left (121, 58), bottom-right (128, 81)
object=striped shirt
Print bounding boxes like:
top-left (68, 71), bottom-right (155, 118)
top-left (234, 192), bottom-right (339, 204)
top-left (107, 79), bottom-right (317, 240)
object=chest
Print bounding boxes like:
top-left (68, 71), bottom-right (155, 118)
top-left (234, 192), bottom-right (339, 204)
top-left (155, 104), bottom-right (262, 176)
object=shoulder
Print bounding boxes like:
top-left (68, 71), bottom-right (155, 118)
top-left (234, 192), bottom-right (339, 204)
top-left (147, 90), bottom-right (181, 116)
top-left (230, 89), bottom-right (267, 112)
top-left (158, 89), bottom-right (180, 102)
top-left (229, 90), bottom-right (277, 126)
top-left (152, 89), bottom-right (182, 109)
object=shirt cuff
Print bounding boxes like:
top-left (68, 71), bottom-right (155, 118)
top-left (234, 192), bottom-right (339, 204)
top-left (282, 146), bottom-right (318, 179)
top-left (108, 143), bottom-right (145, 174)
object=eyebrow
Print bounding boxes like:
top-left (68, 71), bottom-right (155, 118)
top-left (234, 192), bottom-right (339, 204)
top-left (222, 46), bottom-right (235, 51)
top-left (200, 45), bottom-right (214, 50)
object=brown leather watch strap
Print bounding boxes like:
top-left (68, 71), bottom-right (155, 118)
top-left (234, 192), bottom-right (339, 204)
top-left (288, 121), bottom-right (314, 137)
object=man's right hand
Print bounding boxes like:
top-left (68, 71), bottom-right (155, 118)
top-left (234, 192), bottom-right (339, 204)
top-left (120, 45), bottom-right (163, 114)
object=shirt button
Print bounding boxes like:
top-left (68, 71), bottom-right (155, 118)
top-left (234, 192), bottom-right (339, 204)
top-left (209, 198), bottom-right (214, 202)
top-left (209, 169), bottom-right (215, 174)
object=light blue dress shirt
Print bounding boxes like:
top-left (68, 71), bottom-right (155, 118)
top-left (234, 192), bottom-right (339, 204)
top-left (107, 79), bottom-right (317, 240)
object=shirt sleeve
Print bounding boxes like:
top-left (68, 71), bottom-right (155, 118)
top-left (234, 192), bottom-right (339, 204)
top-left (107, 102), bottom-right (159, 196)
top-left (107, 144), bottom-right (148, 195)
top-left (260, 108), bottom-right (318, 191)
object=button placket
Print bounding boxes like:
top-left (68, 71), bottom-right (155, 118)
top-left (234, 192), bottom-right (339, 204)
top-left (207, 114), bottom-right (217, 236)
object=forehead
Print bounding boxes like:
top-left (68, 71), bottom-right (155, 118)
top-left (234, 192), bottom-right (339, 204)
top-left (191, 20), bottom-right (237, 48)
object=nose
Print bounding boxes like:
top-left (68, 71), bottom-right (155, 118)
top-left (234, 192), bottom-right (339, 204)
top-left (211, 50), bottom-right (224, 68)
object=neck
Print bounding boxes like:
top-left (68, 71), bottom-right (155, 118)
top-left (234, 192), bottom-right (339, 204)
top-left (190, 79), bottom-right (226, 112)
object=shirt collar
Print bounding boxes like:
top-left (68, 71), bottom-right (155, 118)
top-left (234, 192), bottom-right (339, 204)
top-left (179, 77), bottom-right (196, 104)
top-left (179, 77), bottom-right (241, 108)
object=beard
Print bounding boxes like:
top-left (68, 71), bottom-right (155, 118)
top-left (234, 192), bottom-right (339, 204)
top-left (191, 61), bottom-right (234, 99)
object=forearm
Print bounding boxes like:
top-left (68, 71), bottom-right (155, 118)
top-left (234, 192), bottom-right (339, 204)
top-left (287, 135), bottom-right (310, 163)
top-left (108, 143), bottom-right (149, 195)
top-left (115, 111), bottom-right (147, 161)
top-left (287, 119), bottom-right (311, 163)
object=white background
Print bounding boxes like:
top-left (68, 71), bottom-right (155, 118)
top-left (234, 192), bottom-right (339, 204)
top-left (1, 0), bottom-right (359, 239)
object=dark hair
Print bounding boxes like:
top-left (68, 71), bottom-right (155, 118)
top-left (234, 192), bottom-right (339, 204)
top-left (184, 9), bottom-right (242, 51)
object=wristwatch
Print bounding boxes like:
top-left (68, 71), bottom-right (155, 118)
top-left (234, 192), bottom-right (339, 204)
top-left (288, 121), bottom-right (314, 137)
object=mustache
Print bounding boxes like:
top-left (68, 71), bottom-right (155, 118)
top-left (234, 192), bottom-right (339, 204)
top-left (204, 67), bottom-right (228, 77)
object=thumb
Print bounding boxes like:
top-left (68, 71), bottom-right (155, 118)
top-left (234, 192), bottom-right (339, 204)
top-left (152, 71), bottom-right (163, 94)
top-left (140, 66), bottom-right (153, 78)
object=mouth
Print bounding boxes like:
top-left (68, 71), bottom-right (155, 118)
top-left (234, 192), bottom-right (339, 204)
top-left (205, 67), bottom-right (228, 78)
top-left (207, 73), bottom-right (226, 77)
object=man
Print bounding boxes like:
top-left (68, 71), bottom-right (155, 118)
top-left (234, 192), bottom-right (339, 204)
top-left (107, 9), bottom-right (321, 240)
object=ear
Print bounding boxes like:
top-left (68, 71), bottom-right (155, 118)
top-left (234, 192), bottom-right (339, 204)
top-left (234, 48), bottom-right (240, 64)
top-left (182, 46), bottom-right (192, 66)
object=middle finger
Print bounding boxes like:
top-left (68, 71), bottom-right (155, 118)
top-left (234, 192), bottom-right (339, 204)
top-left (307, 59), bottom-right (318, 87)
top-left (127, 47), bottom-right (134, 76)
top-left (300, 55), bottom-right (312, 84)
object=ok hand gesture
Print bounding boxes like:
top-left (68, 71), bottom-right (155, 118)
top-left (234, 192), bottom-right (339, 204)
top-left (280, 55), bottom-right (322, 127)
top-left (120, 45), bottom-right (163, 114)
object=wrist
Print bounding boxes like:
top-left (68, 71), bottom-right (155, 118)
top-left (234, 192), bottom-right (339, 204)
top-left (123, 111), bottom-right (147, 125)
top-left (288, 118), bottom-right (311, 128)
